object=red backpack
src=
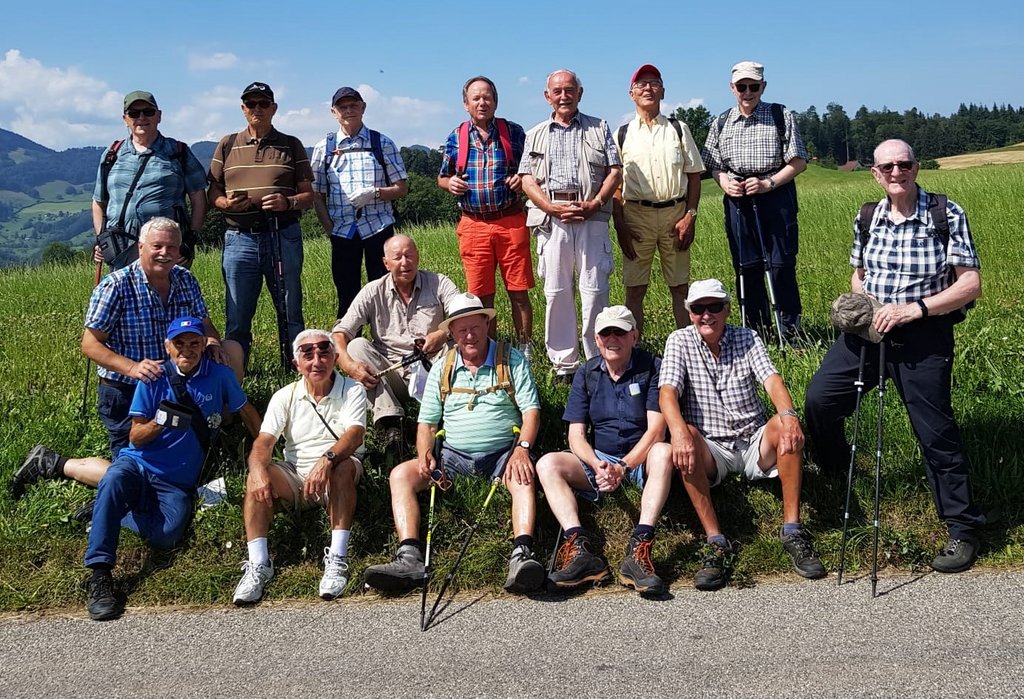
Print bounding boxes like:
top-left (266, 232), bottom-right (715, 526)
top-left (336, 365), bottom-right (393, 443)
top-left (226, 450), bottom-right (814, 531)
top-left (455, 118), bottom-right (517, 175)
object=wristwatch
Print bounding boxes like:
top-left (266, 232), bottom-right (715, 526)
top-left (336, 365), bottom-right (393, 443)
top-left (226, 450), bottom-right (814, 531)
top-left (779, 409), bottom-right (799, 419)
top-left (517, 440), bottom-right (531, 451)
top-left (766, 176), bottom-right (777, 190)
top-left (323, 450), bottom-right (338, 464)
top-left (686, 208), bottom-right (698, 218)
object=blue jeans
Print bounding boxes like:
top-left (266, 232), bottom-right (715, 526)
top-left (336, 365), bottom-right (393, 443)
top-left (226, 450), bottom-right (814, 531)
top-left (96, 379), bottom-right (136, 459)
top-left (222, 222), bottom-right (305, 361)
top-left (84, 456), bottom-right (194, 568)
top-left (577, 449), bottom-right (647, 502)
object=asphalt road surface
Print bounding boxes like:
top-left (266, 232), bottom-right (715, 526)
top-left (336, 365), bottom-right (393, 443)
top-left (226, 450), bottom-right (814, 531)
top-left (2, 571), bottom-right (1022, 698)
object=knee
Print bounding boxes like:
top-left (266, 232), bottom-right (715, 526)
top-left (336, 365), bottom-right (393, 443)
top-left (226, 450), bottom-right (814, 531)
top-left (330, 460), bottom-right (358, 489)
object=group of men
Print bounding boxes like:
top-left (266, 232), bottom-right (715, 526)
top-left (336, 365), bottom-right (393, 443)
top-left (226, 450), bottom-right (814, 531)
top-left (10, 60), bottom-right (986, 619)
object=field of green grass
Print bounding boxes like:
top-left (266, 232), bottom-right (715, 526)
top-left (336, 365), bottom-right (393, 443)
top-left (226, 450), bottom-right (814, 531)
top-left (2, 163), bottom-right (1023, 612)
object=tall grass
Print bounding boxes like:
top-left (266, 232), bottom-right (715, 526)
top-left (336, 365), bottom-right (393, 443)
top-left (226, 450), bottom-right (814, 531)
top-left (2, 164), bottom-right (1022, 610)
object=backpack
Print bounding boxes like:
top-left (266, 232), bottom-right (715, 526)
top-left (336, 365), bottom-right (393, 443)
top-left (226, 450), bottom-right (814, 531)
top-left (438, 341), bottom-right (517, 412)
top-left (615, 116), bottom-right (685, 152)
top-left (714, 102), bottom-right (788, 152)
top-left (324, 129), bottom-right (392, 187)
top-left (99, 138), bottom-right (189, 203)
top-left (455, 118), bottom-right (517, 175)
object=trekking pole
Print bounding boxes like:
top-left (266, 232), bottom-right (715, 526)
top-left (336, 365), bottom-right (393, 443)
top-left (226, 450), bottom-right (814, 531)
top-left (750, 196), bottom-right (786, 350)
top-left (374, 339), bottom-right (429, 380)
top-left (79, 259), bottom-right (104, 424)
top-left (269, 216), bottom-right (291, 373)
top-left (726, 171), bottom-right (748, 329)
top-left (420, 428), bottom-right (445, 631)
top-left (425, 427), bottom-right (519, 628)
top-left (871, 340), bottom-right (887, 598)
top-left (548, 526), bottom-right (563, 575)
top-left (837, 343), bottom-right (869, 586)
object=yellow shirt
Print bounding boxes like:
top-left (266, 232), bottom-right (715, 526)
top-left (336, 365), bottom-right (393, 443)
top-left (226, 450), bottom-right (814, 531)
top-left (620, 114), bottom-right (704, 202)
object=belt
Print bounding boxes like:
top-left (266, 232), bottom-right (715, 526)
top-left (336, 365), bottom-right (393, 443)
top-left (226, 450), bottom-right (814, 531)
top-left (550, 191), bottom-right (580, 202)
top-left (628, 196), bottom-right (686, 209)
top-left (462, 202), bottom-right (523, 221)
top-left (231, 216), bottom-right (299, 233)
top-left (99, 377), bottom-right (134, 388)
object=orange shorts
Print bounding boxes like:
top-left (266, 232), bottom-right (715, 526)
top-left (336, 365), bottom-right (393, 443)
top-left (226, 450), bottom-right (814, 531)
top-left (456, 209), bottom-right (535, 296)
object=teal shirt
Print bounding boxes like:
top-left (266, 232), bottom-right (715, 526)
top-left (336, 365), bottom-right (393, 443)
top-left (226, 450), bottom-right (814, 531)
top-left (418, 340), bottom-right (540, 454)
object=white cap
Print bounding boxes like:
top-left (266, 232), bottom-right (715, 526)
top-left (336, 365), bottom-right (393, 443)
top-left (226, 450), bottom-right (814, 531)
top-left (595, 305), bottom-right (636, 333)
top-left (731, 61), bottom-right (764, 82)
top-left (686, 279), bottom-right (731, 308)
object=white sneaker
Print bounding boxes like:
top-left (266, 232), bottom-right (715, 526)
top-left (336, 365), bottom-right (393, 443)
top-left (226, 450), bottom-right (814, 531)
top-left (319, 548), bottom-right (349, 600)
top-left (233, 559), bottom-right (274, 605)
top-left (518, 343), bottom-right (533, 363)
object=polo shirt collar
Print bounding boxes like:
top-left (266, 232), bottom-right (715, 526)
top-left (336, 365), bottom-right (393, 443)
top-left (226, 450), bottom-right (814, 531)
top-left (245, 126), bottom-right (282, 145)
top-left (170, 355), bottom-right (209, 380)
top-left (454, 339), bottom-right (496, 370)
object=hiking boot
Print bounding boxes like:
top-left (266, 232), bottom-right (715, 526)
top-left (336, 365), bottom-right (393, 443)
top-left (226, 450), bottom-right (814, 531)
top-left (930, 537), bottom-right (979, 574)
top-left (693, 539), bottom-right (734, 591)
top-left (554, 372), bottom-right (575, 387)
top-left (363, 544), bottom-right (425, 592)
top-left (619, 533), bottom-right (665, 594)
top-left (86, 569), bottom-right (122, 621)
top-left (548, 532), bottom-right (610, 589)
top-left (11, 444), bottom-right (62, 500)
top-left (319, 548), bottom-right (349, 600)
top-left (72, 499), bottom-right (95, 523)
top-left (504, 544), bottom-right (545, 593)
top-left (780, 528), bottom-right (827, 579)
top-left (232, 559), bottom-right (274, 605)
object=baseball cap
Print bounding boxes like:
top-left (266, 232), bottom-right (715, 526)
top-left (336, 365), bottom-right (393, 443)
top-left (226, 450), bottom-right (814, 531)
top-left (686, 279), bottom-right (731, 308)
top-left (731, 61), bottom-right (765, 82)
top-left (332, 86), bottom-right (364, 104)
top-left (241, 82), bottom-right (275, 101)
top-left (830, 293), bottom-right (883, 343)
top-left (630, 64), bottom-right (662, 87)
top-left (123, 90), bottom-right (158, 112)
top-left (166, 316), bottom-right (206, 340)
top-left (595, 305), bottom-right (637, 333)
top-left (437, 293), bottom-right (497, 333)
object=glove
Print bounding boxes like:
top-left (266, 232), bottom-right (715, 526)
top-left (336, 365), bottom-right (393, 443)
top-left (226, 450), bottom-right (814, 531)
top-left (347, 186), bottom-right (377, 208)
top-left (155, 400), bottom-right (192, 430)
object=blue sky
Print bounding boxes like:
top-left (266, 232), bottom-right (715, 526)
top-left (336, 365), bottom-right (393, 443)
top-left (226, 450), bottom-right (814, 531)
top-left (1, 0), bottom-right (1019, 151)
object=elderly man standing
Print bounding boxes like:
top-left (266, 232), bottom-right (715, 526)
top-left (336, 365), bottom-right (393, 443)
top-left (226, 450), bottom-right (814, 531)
top-left (311, 86), bottom-right (409, 320)
top-left (805, 139), bottom-right (986, 574)
top-left (233, 330), bottom-right (367, 604)
top-left (613, 65), bottom-right (704, 336)
top-left (437, 76), bottom-right (533, 353)
top-left (331, 234), bottom-right (458, 448)
top-left (652, 279), bottom-right (825, 590)
top-left (78, 217), bottom-right (241, 459)
top-left (702, 61), bottom-right (808, 339)
top-left (363, 294), bottom-right (545, 594)
top-left (208, 82), bottom-right (315, 366)
top-left (519, 69), bottom-right (622, 384)
top-left (536, 306), bottom-right (672, 594)
top-left (93, 90), bottom-right (208, 269)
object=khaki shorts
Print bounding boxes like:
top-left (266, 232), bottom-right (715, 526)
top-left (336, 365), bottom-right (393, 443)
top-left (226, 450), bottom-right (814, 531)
top-left (704, 424), bottom-right (777, 487)
top-left (621, 200), bottom-right (690, 288)
top-left (269, 457), bottom-right (363, 509)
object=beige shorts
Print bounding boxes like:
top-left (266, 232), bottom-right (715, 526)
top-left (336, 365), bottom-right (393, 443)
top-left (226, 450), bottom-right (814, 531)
top-left (621, 200), bottom-right (690, 288)
top-left (269, 457), bottom-right (363, 509)
top-left (704, 424), bottom-right (777, 487)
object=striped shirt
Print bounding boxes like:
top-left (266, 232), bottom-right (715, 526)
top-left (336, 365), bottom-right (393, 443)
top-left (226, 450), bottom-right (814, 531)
top-left (85, 261), bottom-right (209, 384)
top-left (852, 188), bottom-right (980, 305)
top-left (659, 325), bottom-right (777, 448)
top-left (438, 119), bottom-right (526, 214)
top-left (418, 340), bottom-right (540, 454)
top-left (310, 126), bottom-right (407, 240)
top-left (702, 102), bottom-right (807, 177)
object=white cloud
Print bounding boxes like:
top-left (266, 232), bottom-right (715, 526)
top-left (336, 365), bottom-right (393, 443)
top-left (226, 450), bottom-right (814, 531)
top-left (188, 52), bottom-right (239, 71)
top-left (518, 76), bottom-right (530, 85)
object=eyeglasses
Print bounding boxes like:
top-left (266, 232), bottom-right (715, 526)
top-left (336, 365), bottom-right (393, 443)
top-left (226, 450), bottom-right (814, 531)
top-left (598, 327), bottom-right (629, 337)
top-left (689, 302), bottom-right (726, 315)
top-left (875, 161), bottom-right (915, 174)
top-left (734, 83), bottom-right (762, 93)
top-left (244, 100), bottom-right (273, 110)
top-left (125, 108), bottom-right (157, 118)
top-left (297, 340), bottom-right (333, 359)
top-left (430, 468), bottom-right (453, 492)
top-left (632, 80), bottom-right (663, 90)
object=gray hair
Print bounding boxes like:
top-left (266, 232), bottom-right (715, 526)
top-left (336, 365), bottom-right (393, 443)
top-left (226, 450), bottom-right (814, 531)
top-left (139, 217), bottom-right (181, 244)
top-left (546, 69), bottom-right (582, 90)
top-left (462, 75), bottom-right (498, 103)
top-left (292, 328), bottom-right (333, 358)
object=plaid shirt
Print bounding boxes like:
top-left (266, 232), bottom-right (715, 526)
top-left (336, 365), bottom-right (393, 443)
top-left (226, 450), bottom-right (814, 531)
top-left (702, 102), bottom-right (807, 177)
top-left (659, 325), bottom-right (778, 448)
top-left (85, 261), bottom-right (209, 384)
top-left (439, 119), bottom-right (526, 214)
top-left (524, 113), bottom-right (621, 191)
top-left (852, 188), bottom-right (980, 304)
top-left (310, 126), bottom-right (408, 240)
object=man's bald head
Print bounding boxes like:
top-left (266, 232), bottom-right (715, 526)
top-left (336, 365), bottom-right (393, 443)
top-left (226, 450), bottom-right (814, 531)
top-left (383, 234), bottom-right (420, 287)
top-left (384, 234), bottom-right (417, 257)
top-left (874, 139), bottom-right (915, 163)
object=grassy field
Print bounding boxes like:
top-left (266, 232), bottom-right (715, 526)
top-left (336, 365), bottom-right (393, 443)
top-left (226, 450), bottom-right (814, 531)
top-left (936, 142), bottom-right (1024, 169)
top-left (2, 163), bottom-right (1023, 612)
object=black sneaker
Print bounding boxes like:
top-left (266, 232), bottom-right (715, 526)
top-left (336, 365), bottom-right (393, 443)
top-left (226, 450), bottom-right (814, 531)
top-left (693, 540), bottom-right (734, 591)
top-left (619, 534), bottom-right (665, 594)
top-left (548, 532), bottom-right (609, 588)
top-left (71, 499), bottom-right (96, 523)
top-left (930, 538), bottom-right (979, 574)
top-left (363, 544), bottom-right (426, 592)
top-left (11, 444), bottom-right (62, 500)
top-left (504, 544), bottom-right (546, 593)
top-left (86, 569), bottom-right (122, 621)
top-left (780, 528), bottom-right (827, 579)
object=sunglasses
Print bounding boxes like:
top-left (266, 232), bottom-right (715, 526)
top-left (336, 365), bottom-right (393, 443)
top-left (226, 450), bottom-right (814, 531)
top-left (430, 468), bottom-right (453, 492)
top-left (244, 100), bottom-right (273, 110)
top-left (875, 160), bottom-right (915, 174)
top-left (297, 340), bottom-right (333, 359)
top-left (689, 302), bottom-right (726, 315)
top-left (734, 83), bottom-right (762, 93)
top-left (598, 327), bottom-right (629, 337)
top-left (125, 108), bottom-right (157, 118)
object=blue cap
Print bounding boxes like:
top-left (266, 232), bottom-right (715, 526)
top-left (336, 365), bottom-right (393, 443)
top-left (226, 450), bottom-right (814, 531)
top-left (166, 317), bottom-right (206, 340)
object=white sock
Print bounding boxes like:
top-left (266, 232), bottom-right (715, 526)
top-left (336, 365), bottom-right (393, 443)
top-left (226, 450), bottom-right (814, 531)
top-left (247, 537), bottom-right (270, 566)
top-left (330, 529), bottom-right (351, 558)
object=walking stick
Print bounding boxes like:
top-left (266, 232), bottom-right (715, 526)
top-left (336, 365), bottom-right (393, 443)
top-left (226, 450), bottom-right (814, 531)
top-left (269, 216), bottom-right (291, 373)
top-left (420, 429), bottom-right (445, 632)
top-left (871, 340), bottom-right (888, 598)
top-left (750, 196), bottom-right (786, 350)
top-left (837, 343), bottom-right (869, 586)
top-left (79, 259), bottom-right (104, 424)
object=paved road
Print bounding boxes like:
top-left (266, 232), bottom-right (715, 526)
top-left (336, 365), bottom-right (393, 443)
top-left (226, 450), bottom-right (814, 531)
top-left (2, 571), bottom-right (1022, 698)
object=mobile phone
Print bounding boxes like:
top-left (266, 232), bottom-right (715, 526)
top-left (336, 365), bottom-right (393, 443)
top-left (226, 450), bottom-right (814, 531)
top-left (230, 189), bottom-right (248, 198)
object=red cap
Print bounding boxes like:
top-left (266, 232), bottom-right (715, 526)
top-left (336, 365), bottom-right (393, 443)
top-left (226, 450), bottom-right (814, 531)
top-left (630, 64), bottom-right (662, 86)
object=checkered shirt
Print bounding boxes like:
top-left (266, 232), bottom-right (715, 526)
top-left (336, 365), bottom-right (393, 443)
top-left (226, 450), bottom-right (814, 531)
top-left (84, 261), bottom-right (209, 384)
top-left (701, 102), bottom-right (807, 176)
top-left (310, 126), bottom-right (408, 240)
top-left (525, 113), bottom-right (621, 191)
top-left (659, 324), bottom-right (778, 448)
top-left (851, 188), bottom-right (980, 304)
top-left (439, 119), bottom-right (526, 214)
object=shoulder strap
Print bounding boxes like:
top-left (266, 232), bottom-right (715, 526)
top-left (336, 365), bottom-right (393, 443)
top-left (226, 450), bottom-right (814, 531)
top-left (324, 131), bottom-right (337, 183)
top-left (667, 116), bottom-right (684, 143)
top-left (770, 103), bottom-right (788, 147)
top-left (369, 129), bottom-right (392, 186)
top-left (455, 121), bottom-right (471, 175)
top-left (219, 132), bottom-right (238, 167)
top-left (927, 193), bottom-right (951, 246)
top-left (438, 346), bottom-right (459, 405)
top-left (716, 109), bottom-right (730, 135)
top-left (99, 139), bottom-right (124, 204)
top-left (857, 201), bottom-right (879, 248)
top-left (495, 341), bottom-right (517, 409)
top-left (113, 150), bottom-right (155, 230)
top-left (616, 122), bottom-right (629, 151)
top-left (495, 118), bottom-right (518, 171)
top-left (163, 360), bottom-right (212, 454)
top-left (173, 139), bottom-right (188, 164)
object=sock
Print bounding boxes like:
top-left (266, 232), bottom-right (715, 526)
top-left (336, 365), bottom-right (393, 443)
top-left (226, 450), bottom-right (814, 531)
top-left (512, 535), bottom-right (534, 550)
top-left (708, 534), bottom-right (728, 547)
top-left (247, 537), bottom-right (270, 566)
top-left (782, 522), bottom-right (802, 536)
top-left (330, 529), bottom-right (351, 558)
top-left (399, 538), bottom-right (424, 551)
top-left (633, 524), bottom-right (655, 540)
top-left (564, 527), bottom-right (585, 541)
top-left (55, 455), bottom-right (69, 478)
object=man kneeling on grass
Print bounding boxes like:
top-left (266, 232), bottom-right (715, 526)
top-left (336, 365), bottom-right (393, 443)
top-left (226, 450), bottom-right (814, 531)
top-left (233, 329), bottom-right (367, 604)
top-left (362, 293), bottom-right (546, 594)
top-left (651, 279), bottom-right (826, 590)
top-left (537, 305), bottom-right (673, 594)
top-left (14, 317), bottom-right (261, 620)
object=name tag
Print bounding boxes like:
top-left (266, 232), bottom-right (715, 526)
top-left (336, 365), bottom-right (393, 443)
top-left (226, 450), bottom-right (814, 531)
top-left (629, 383), bottom-right (641, 396)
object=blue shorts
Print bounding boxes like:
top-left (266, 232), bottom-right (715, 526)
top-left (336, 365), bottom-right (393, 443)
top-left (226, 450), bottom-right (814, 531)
top-left (577, 449), bottom-right (647, 502)
top-left (440, 444), bottom-right (513, 481)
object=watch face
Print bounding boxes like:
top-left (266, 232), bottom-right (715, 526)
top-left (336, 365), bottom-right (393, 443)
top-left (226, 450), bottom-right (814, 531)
top-left (518, 440), bottom-right (530, 449)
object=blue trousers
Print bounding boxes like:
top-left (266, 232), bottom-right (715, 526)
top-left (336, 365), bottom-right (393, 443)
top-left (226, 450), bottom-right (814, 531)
top-left (84, 456), bottom-right (194, 568)
top-left (96, 379), bottom-right (135, 459)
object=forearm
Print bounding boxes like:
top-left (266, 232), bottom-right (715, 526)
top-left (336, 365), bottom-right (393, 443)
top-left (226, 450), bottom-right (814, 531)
top-left (91, 200), bottom-right (106, 235)
top-left (129, 417), bottom-right (162, 447)
top-left (567, 425), bottom-right (601, 468)
top-left (517, 409), bottom-right (539, 447)
top-left (622, 419), bottom-right (667, 469)
top-left (520, 175), bottom-right (551, 213)
top-left (769, 158), bottom-right (806, 188)
top-left (594, 168), bottom-right (622, 206)
top-left (764, 374), bottom-right (796, 414)
top-left (239, 403), bottom-right (263, 439)
top-left (188, 192), bottom-right (207, 231)
top-left (416, 422), bottom-right (438, 460)
top-left (920, 268), bottom-right (980, 316)
top-left (201, 317), bottom-right (223, 344)
top-left (685, 173), bottom-right (701, 207)
top-left (81, 330), bottom-right (132, 375)
top-left (659, 385), bottom-right (689, 436)
top-left (247, 435), bottom-right (276, 472)
top-left (376, 179), bottom-right (408, 202)
top-left (329, 426), bottom-right (366, 462)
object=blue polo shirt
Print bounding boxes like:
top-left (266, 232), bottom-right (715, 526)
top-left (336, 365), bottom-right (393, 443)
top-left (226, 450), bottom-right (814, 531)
top-left (121, 357), bottom-right (248, 488)
top-left (563, 349), bottom-right (662, 457)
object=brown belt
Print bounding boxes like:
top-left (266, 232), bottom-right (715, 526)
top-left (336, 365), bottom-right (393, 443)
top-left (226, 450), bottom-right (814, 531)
top-left (462, 202), bottom-right (524, 221)
top-left (550, 191), bottom-right (580, 202)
